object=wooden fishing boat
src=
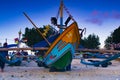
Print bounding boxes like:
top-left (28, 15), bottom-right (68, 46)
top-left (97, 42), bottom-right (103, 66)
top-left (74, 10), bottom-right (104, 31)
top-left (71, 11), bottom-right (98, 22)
top-left (43, 22), bottom-right (80, 70)
top-left (23, 0), bottom-right (83, 71)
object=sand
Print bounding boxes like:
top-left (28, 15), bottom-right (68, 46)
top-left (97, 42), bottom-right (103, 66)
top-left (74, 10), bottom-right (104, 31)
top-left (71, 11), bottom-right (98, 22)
top-left (0, 59), bottom-right (120, 80)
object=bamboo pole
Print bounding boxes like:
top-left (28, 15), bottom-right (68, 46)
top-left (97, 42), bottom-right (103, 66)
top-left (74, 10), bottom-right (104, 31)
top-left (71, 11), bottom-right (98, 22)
top-left (0, 47), bottom-right (48, 51)
top-left (23, 12), bottom-right (51, 46)
top-left (76, 48), bottom-right (120, 53)
top-left (0, 48), bottom-right (120, 53)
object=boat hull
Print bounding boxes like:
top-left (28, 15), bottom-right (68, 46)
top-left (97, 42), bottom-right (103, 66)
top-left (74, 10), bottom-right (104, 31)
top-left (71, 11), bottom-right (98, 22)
top-left (44, 42), bottom-right (74, 69)
top-left (50, 51), bottom-right (72, 69)
top-left (43, 22), bottom-right (80, 70)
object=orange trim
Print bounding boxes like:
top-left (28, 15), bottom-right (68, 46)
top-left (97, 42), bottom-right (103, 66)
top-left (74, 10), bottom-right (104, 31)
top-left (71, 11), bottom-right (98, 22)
top-left (44, 22), bottom-right (80, 57)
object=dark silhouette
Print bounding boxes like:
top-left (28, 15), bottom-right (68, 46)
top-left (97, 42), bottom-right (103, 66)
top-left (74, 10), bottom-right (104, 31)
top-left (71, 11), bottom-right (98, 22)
top-left (0, 42), bottom-right (8, 72)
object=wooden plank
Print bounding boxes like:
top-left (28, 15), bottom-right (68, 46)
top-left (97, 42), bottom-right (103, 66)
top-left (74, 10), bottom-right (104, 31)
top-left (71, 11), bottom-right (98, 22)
top-left (76, 48), bottom-right (120, 53)
top-left (0, 47), bottom-right (48, 51)
top-left (1, 47), bottom-right (120, 53)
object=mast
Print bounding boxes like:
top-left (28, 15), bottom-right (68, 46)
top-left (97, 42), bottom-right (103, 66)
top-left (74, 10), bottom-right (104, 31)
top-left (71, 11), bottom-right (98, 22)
top-left (59, 0), bottom-right (63, 34)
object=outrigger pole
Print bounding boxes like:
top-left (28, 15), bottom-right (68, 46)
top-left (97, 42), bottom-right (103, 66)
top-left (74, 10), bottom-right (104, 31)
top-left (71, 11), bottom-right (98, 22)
top-left (23, 12), bottom-right (51, 46)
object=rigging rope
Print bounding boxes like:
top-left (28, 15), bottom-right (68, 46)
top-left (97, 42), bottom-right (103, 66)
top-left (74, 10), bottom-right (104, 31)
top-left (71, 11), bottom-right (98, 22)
top-left (56, 2), bottom-right (76, 22)
top-left (63, 4), bottom-right (76, 22)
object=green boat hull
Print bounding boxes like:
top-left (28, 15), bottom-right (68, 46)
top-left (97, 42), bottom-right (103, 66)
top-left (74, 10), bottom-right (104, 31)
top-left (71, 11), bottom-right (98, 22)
top-left (49, 51), bottom-right (72, 69)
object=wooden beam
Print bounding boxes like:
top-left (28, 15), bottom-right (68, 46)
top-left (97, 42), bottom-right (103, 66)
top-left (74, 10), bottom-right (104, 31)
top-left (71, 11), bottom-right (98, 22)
top-left (76, 48), bottom-right (120, 53)
top-left (23, 12), bottom-right (51, 46)
top-left (0, 47), bottom-right (48, 51)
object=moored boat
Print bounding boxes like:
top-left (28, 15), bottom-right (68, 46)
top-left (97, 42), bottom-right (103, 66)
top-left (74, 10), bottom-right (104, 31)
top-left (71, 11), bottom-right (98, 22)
top-left (23, 0), bottom-right (84, 71)
top-left (43, 22), bottom-right (80, 71)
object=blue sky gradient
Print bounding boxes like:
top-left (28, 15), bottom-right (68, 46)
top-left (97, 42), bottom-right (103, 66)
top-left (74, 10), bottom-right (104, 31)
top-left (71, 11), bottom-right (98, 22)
top-left (0, 0), bottom-right (120, 48)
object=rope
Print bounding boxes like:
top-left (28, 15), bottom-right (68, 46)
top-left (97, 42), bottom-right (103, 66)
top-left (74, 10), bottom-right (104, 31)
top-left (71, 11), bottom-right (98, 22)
top-left (63, 4), bottom-right (76, 22)
top-left (56, 2), bottom-right (76, 22)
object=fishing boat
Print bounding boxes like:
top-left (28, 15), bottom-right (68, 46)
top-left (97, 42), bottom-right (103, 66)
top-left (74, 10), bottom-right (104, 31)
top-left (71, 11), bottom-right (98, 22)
top-left (43, 22), bottom-right (81, 71)
top-left (23, 0), bottom-right (84, 71)
top-left (37, 0), bottom-right (85, 71)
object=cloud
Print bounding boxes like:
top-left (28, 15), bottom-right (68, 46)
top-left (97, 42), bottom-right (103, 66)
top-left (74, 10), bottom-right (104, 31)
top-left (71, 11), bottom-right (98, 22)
top-left (86, 18), bottom-right (103, 25)
top-left (91, 10), bottom-right (111, 18)
top-left (85, 10), bottom-right (120, 25)
top-left (92, 10), bottom-right (99, 16)
top-left (92, 10), bottom-right (120, 19)
top-left (112, 11), bottom-right (120, 19)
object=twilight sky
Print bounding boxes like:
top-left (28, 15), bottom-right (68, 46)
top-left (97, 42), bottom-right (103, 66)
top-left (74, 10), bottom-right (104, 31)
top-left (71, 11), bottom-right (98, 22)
top-left (0, 0), bottom-right (120, 48)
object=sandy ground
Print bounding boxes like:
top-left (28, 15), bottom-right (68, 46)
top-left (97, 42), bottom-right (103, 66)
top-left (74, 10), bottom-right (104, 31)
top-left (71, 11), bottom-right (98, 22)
top-left (0, 59), bottom-right (120, 80)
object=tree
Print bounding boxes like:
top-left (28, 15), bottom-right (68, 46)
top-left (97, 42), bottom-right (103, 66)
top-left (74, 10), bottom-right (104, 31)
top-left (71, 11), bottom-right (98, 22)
top-left (81, 34), bottom-right (100, 49)
top-left (104, 36), bottom-right (113, 49)
top-left (104, 26), bottom-right (120, 49)
top-left (22, 27), bottom-right (43, 46)
top-left (112, 26), bottom-right (120, 43)
top-left (22, 25), bottom-right (55, 47)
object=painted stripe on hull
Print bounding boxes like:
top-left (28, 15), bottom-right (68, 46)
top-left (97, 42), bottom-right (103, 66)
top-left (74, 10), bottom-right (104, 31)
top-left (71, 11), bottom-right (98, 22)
top-left (44, 22), bottom-right (80, 57)
top-left (44, 43), bottom-right (75, 69)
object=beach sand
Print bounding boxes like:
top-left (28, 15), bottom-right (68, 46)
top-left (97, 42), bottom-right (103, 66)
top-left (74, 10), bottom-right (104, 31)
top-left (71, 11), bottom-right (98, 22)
top-left (0, 59), bottom-right (120, 80)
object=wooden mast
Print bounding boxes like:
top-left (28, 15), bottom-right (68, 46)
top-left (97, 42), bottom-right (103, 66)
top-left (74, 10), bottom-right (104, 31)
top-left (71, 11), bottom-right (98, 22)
top-left (59, 0), bottom-right (63, 34)
top-left (23, 12), bottom-right (51, 46)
